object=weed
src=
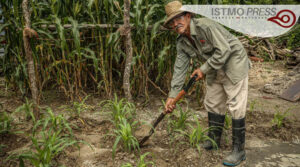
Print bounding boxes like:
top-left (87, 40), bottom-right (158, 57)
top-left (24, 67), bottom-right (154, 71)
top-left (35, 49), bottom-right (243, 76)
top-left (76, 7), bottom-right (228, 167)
top-left (121, 152), bottom-right (155, 167)
top-left (271, 107), bottom-right (291, 129)
top-left (112, 117), bottom-right (139, 159)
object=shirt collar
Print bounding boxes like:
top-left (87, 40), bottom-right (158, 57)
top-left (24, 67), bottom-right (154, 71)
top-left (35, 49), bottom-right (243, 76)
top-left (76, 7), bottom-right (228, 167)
top-left (190, 18), bottom-right (197, 36)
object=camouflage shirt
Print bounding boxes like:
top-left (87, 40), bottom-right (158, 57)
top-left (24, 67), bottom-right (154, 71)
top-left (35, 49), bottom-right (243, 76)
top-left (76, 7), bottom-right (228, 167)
top-left (169, 18), bottom-right (251, 98)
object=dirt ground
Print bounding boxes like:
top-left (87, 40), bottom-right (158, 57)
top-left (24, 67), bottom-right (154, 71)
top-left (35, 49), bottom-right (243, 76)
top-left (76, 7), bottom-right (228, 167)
top-left (1, 61), bottom-right (300, 167)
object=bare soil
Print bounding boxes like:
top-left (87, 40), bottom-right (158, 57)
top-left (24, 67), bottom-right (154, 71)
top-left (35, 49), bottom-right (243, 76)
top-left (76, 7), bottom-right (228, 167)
top-left (1, 61), bottom-right (300, 167)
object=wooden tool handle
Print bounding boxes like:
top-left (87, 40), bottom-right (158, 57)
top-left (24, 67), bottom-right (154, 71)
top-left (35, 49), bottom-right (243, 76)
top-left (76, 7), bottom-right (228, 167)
top-left (164, 74), bottom-right (198, 114)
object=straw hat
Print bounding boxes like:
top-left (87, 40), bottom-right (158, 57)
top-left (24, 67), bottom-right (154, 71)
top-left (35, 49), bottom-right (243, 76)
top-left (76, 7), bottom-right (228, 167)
top-left (164, 0), bottom-right (185, 28)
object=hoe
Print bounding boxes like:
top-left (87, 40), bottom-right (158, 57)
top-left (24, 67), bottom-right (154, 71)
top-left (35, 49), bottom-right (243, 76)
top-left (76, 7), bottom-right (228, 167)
top-left (139, 74), bottom-right (198, 146)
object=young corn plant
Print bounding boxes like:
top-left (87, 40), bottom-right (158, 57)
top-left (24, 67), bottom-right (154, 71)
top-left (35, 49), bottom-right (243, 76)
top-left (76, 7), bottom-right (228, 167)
top-left (224, 113), bottom-right (232, 130)
top-left (176, 116), bottom-right (216, 155)
top-left (69, 95), bottom-right (90, 118)
top-left (15, 98), bottom-right (36, 123)
top-left (112, 117), bottom-right (139, 159)
top-left (249, 99), bottom-right (257, 113)
top-left (8, 108), bottom-right (87, 167)
top-left (223, 113), bottom-right (232, 144)
top-left (0, 144), bottom-right (6, 153)
top-left (167, 104), bottom-right (191, 134)
top-left (100, 94), bottom-right (136, 127)
top-left (271, 107), bottom-right (291, 129)
top-left (60, 95), bottom-right (90, 124)
top-left (9, 123), bottom-right (80, 167)
top-left (121, 152), bottom-right (155, 167)
top-left (33, 108), bottom-right (74, 136)
top-left (0, 111), bottom-right (12, 135)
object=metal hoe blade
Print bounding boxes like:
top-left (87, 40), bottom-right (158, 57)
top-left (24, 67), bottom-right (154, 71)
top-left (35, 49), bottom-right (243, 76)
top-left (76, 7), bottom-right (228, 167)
top-left (138, 74), bottom-right (198, 146)
top-left (139, 112), bottom-right (166, 146)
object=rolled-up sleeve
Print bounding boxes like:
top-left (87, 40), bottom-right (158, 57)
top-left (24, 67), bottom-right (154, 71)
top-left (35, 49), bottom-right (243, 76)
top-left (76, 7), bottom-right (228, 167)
top-left (168, 44), bottom-right (190, 98)
top-left (200, 26), bottom-right (231, 74)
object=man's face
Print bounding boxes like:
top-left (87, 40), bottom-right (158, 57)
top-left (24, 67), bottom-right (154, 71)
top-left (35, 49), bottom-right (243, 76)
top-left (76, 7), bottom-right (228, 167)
top-left (168, 13), bottom-right (191, 35)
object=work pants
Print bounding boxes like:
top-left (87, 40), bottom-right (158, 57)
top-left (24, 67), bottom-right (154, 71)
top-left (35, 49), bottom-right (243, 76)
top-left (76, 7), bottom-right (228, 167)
top-left (204, 69), bottom-right (248, 119)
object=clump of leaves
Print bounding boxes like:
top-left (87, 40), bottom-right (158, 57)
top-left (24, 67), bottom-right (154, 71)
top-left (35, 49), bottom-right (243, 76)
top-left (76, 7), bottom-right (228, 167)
top-left (271, 108), bottom-right (291, 129)
top-left (224, 113), bottom-right (232, 130)
top-left (0, 144), bottom-right (6, 153)
top-left (121, 152), bottom-right (155, 167)
top-left (8, 108), bottom-right (88, 167)
top-left (0, 111), bottom-right (13, 134)
top-left (100, 94), bottom-right (136, 127)
top-left (33, 108), bottom-right (75, 136)
top-left (15, 98), bottom-right (35, 123)
top-left (16, 127), bottom-right (79, 166)
top-left (176, 116), bottom-right (216, 155)
top-left (167, 105), bottom-right (191, 134)
top-left (68, 95), bottom-right (90, 118)
top-left (112, 117), bottom-right (139, 159)
top-left (249, 99), bottom-right (257, 113)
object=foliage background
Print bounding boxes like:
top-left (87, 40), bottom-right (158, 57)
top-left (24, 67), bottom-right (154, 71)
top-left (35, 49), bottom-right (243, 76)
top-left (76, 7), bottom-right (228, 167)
top-left (0, 0), bottom-right (299, 100)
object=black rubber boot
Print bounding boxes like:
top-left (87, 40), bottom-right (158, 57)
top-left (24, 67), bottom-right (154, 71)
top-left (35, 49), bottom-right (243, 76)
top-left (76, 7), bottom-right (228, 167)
top-left (223, 117), bottom-right (246, 166)
top-left (203, 112), bottom-right (225, 150)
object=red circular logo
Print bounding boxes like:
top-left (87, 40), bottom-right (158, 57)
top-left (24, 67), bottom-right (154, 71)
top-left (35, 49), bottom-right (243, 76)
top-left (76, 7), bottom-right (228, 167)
top-left (267, 9), bottom-right (296, 28)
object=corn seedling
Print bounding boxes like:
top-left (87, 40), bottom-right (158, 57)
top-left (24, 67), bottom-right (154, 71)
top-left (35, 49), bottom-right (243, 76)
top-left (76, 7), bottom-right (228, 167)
top-left (249, 99), bottom-right (257, 113)
top-left (60, 95), bottom-right (90, 124)
top-left (112, 117), bottom-right (139, 159)
top-left (100, 94), bottom-right (136, 127)
top-left (121, 152), bottom-right (155, 167)
top-left (0, 111), bottom-right (12, 134)
top-left (0, 144), bottom-right (6, 153)
top-left (271, 107), bottom-right (291, 129)
top-left (121, 163), bottom-right (134, 167)
top-left (33, 108), bottom-right (74, 136)
top-left (167, 104), bottom-right (191, 134)
top-left (8, 108), bottom-right (89, 167)
top-left (176, 116), bottom-right (216, 155)
top-left (224, 113), bottom-right (232, 130)
top-left (223, 113), bottom-right (232, 144)
top-left (71, 96), bottom-right (89, 117)
top-left (15, 98), bottom-right (36, 123)
top-left (9, 123), bottom-right (80, 167)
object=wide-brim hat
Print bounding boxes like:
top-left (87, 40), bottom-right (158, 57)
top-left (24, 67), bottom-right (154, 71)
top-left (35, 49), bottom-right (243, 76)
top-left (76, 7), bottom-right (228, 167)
top-left (163, 0), bottom-right (186, 29)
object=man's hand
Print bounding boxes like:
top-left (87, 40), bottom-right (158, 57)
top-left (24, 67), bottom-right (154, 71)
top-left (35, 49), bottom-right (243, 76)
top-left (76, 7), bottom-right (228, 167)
top-left (165, 97), bottom-right (175, 113)
top-left (191, 68), bottom-right (204, 81)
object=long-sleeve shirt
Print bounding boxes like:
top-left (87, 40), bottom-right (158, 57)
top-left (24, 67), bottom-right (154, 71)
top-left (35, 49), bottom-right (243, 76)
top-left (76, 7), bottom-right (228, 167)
top-left (169, 18), bottom-right (251, 98)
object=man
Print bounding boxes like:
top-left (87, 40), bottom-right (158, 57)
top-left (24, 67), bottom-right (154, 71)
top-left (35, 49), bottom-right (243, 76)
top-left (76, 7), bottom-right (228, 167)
top-left (163, 1), bottom-right (251, 166)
